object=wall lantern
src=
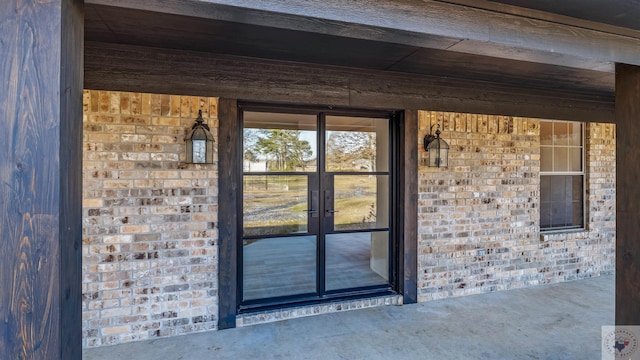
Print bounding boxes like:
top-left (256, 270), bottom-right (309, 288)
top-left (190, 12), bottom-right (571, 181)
top-left (185, 109), bottom-right (215, 164)
top-left (423, 124), bottom-right (449, 168)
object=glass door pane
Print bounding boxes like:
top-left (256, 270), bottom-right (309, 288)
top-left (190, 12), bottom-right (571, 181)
top-left (242, 110), bottom-right (319, 302)
top-left (325, 232), bottom-right (389, 291)
top-left (325, 116), bottom-right (388, 172)
top-left (243, 112), bottom-right (317, 173)
top-left (323, 114), bottom-right (391, 293)
top-left (332, 175), bottom-right (389, 231)
top-left (243, 175), bottom-right (310, 236)
top-left (243, 236), bottom-right (317, 300)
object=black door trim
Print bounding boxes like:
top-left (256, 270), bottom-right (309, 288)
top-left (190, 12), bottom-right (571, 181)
top-left (218, 100), bottom-right (416, 326)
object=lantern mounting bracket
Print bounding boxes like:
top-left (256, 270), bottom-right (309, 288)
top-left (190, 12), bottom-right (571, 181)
top-left (423, 123), bottom-right (449, 168)
top-left (423, 124), bottom-right (440, 151)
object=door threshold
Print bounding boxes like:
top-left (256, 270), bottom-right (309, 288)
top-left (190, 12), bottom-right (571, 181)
top-left (236, 294), bottom-right (403, 327)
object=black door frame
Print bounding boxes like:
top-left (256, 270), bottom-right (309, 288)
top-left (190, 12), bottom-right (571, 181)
top-left (217, 100), bottom-right (418, 329)
top-left (237, 103), bottom-right (396, 311)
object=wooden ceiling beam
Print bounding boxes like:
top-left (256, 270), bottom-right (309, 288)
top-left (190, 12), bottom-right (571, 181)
top-left (84, 0), bottom-right (639, 70)
top-left (439, 0), bottom-right (640, 39)
top-left (84, 42), bottom-right (615, 123)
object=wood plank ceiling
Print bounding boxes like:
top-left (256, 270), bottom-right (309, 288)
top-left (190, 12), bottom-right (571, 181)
top-left (84, 2), bottom-right (620, 102)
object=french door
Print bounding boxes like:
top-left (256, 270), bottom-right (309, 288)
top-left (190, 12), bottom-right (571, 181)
top-left (239, 104), bottom-right (397, 310)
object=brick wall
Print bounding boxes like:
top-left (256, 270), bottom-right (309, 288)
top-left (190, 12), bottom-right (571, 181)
top-left (417, 111), bottom-right (615, 302)
top-left (81, 94), bottom-right (616, 347)
top-left (82, 91), bottom-right (219, 347)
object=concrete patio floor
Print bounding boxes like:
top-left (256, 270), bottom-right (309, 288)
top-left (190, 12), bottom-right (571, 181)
top-left (83, 275), bottom-right (614, 360)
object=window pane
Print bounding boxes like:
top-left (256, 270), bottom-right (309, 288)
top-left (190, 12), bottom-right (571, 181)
top-left (571, 175), bottom-right (584, 201)
top-left (564, 175), bottom-right (573, 203)
top-left (540, 176), bottom-right (551, 202)
top-left (571, 202), bottom-right (584, 227)
top-left (243, 236), bottom-right (316, 300)
top-left (243, 175), bottom-right (308, 236)
top-left (568, 122), bottom-right (582, 146)
top-left (571, 201), bottom-right (584, 228)
top-left (569, 148), bottom-right (582, 172)
top-left (551, 201), bottom-right (568, 227)
top-left (243, 112), bottom-right (317, 173)
top-left (550, 175), bottom-right (565, 200)
top-left (549, 175), bottom-right (570, 228)
top-left (565, 175), bottom-right (583, 227)
top-left (326, 116), bottom-right (388, 172)
top-left (540, 175), bottom-right (584, 230)
top-left (553, 122), bottom-right (569, 146)
top-left (554, 147), bottom-right (568, 172)
top-left (540, 201), bottom-right (551, 228)
top-left (541, 147), bottom-right (553, 172)
top-left (325, 232), bottom-right (389, 291)
top-left (333, 175), bottom-right (389, 231)
top-left (540, 121), bottom-right (553, 145)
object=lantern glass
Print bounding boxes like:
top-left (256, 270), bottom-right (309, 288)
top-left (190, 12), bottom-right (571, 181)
top-left (185, 110), bottom-right (215, 164)
top-left (426, 137), bottom-right (449, 168)
top-left (192, 140), bottom-right (207, 163)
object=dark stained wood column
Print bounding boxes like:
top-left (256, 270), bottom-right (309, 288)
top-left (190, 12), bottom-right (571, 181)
top-left (0, 0), bottom-right (84, 359)
top-left (217, 98), bottom-right (239, 329)
top-left (615, 63), bottom-right (640, 325)
top-left (400, 110), bottom-right (418, 304)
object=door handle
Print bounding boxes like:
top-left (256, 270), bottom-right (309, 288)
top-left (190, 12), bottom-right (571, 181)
top-left (324, 190), bottom-right (337, 217)
top-left (307, 190), bottom-right (319, 218)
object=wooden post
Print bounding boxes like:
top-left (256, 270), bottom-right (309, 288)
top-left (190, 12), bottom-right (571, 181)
top-left (401, 110), bottom-right (418, 304)
top-left (217, 98), bottom-right (239, 329)
top-left (0, 0), bottom-right (84, 358)
top-left (615, 63), bottom-right (640, 325)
